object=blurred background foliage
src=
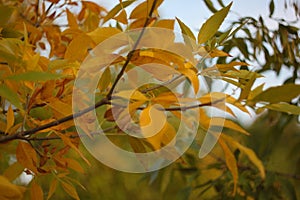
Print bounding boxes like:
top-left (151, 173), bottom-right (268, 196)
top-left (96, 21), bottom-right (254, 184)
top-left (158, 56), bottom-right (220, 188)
top-left (0, 0), bottom-right (299, 199)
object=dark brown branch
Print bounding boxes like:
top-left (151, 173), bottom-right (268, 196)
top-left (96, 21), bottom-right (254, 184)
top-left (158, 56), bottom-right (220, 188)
top-left (23, 126), bottom-right (117, 141)
top-left (164, 99), bottom-right (224, 111)
top-left (0, 0), bottom-right (158, 144)
top-left (0, 98), bottom-right (109, 143)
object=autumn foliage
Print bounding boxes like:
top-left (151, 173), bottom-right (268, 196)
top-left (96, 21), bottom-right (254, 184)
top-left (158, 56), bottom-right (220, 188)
top-left (0, 0), bottom-right (299, 199)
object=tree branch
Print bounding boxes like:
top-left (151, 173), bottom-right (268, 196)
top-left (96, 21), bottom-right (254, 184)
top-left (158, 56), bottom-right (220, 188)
top-left (0, 0), bottom-right (158, 144)
top-left (23, 126), bottom-right (117, 141)
top-left (0, 98), bottom-right (109, 143)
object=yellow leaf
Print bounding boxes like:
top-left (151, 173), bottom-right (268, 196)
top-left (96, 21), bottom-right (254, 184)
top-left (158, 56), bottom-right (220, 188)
top-left (145, 122), bottom-right (176, 151)
top-left (114, 9), bottom-right (128, 24)
top-left (129, 17), bottom-right (156, 29)
top-left (218, 137), bottom-right (238, 195)
top-left (47, 97), bottom-right (73, 117)
top-left (209, 118), bottom-right (250, 135)
top-left (140, 105), bottom-right (167, 139)
top-left (0, 175), bottom-right (24, 200)
top-left (139, 64), bottom-right (179, 81)
top-left (155, 19), bottom-right (175, 30)
top-left (129, 0), bottom-right (163, 19)
top-left (178, 68), bottom-right (199, 93)
top-left (24, 53), bottom-right (41, 71)
top-left (140, 105), bottom-right (176, 150)
top-left (102, 0), bottom-right (134, 24)
top-left (65, 34), bottom-right (93, 61)
top-left (61, 182), bottom-right (80, 200)
top-left (87, 27), bottom-right (122, 45)
top-left (30, 181), bottom-right (44, 200)
top-left (16, 141), bottom-right (38, 174)
top-left (222, 134), bottom-right (265, 179)
top-left (56, 132), bottom-right (91, 166)
top-left (5, 105), bottom-right (14, 134)
top-left (65, 158), bottom-right (85, 173)
top-left (248, 83), bottom-right (264, 101)
top-left (47, 179), bottom-right (57, 200)
top-left (208, 48), bottom-right (230, 57)
top-left (114, 89), bottom-right (148, 101)
top-left (41, 80), bottom-right (56, 100)
top-left (66, 9), bottom-right (78, 29)
top-left (151, 92), bottom-right (180, 107)
top-left (3, 162), bottom-right (24, 181)
top-left (201, 61), bottom-right (248, 74)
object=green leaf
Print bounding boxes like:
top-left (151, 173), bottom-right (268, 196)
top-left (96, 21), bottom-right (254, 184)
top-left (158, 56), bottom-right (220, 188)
top-left (0, 85), bottom-right (22, 109)
top-left (176, 18), bottom-right (196, 50)
top-left (264, 103), bottom-right (300, 115)
top-left (198, 2), bottom-right (232, 44)
top-left (252, 84), bottom-right (300, 104)
top-left (6, 71), bottom-right (64, 82)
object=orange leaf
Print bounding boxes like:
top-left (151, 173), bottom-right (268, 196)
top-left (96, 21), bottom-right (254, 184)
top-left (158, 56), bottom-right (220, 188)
top-left (66, 9), bottom-right (78, 29)
top-left (114, 9), bottom-right (128, 24)
top-left (47, 179), bottom-right (57, 200)
top-left (140, 105), bottom-right (176, 150)
top-left (64, 34), bottom-right (93, 61)
top-left (0, 175), bottom-right (24, 200)
top-left (5, 105), bottom-right (14, 134)
top-left (155, 19), bottom-right (175, 30)
top-left (47, 97), bottom-right (73, 117)
top-left (30, 181), bottom-right (44, 200)
top-left (56, 132), bottom-right (91, 166)
top-left (65, 158), bottom-right (85, 173)
top-left (61, 182), bottom-right (80, 200)
top-left (16, 141), bottom-right (38, 174)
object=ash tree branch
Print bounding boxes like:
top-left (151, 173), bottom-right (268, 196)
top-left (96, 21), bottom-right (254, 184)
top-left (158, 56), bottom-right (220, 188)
top-left (0, 0), bottom-right (159, 144)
